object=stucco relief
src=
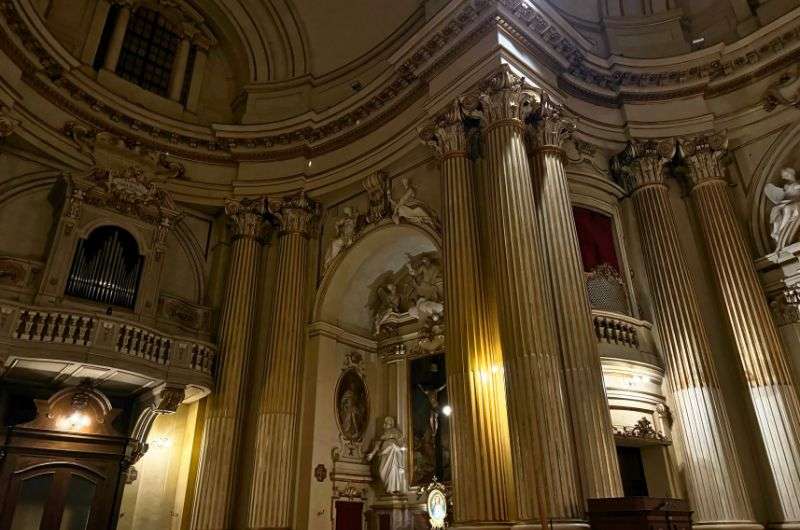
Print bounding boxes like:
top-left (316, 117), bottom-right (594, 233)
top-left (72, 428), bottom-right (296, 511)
top-left (765, 167), bottom-right (800, 251)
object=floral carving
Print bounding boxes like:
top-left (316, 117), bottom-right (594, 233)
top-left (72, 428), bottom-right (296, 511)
top-left (613, 417), bottom-right (669, 443)
top-left (268, 190), bottom-right (320, 237)
top-left (611, 139), bottom-right (676, 193)
top-left (225, 197), bottom-right (268, 241)
top-left (418, 100), bottom-right (469, 158)
top-left (463, 65), bottom-right (537, 127)
top-left (677, 132), bottom-right (728, 188)
top-left (527, 91), bottom-right (576, 150)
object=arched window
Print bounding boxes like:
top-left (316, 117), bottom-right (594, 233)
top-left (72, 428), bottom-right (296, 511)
top-left (65, 226), bottom-right (144, 309)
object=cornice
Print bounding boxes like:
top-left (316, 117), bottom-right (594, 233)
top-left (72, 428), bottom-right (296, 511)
top-left (1, 0), bottom-right (798, 168)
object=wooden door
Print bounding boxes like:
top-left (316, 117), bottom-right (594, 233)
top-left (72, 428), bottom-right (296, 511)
top-left (0, 462), bottom-right (116, 530)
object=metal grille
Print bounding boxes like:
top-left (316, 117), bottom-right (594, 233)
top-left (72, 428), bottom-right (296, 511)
top-left (65, 226), bottom-right (143, 309)
top-left (116, 7), bottom-right (180, 97)
top-left (586, 263), bottom-right (630, 314)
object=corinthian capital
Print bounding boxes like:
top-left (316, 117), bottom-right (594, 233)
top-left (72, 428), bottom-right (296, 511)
top-left (225, 197), bottom-right (268, 241)
top-left (419, 100), bottom-right (469, 158)
top-left (528, 91), bottom-right (576, 151)
top-left (463, 65), bottom-right (536, 128)
top-left (611, 139), bottom-right (676, 194)
top-left (677, 132), bottom-right (728, 189)
top-left (268, 190), bottom-right (320, 237)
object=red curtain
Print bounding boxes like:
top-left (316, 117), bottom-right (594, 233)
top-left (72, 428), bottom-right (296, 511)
top-left (572, 206), bottom-right (620, 272)
top-left (335, 501), bottom-right (363, 530)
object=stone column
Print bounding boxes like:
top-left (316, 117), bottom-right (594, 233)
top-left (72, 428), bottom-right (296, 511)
top-left (680, 133), bottom-right (800, 523)
top-left (191, 198), bottom-right (267, 530)
top-left (186, 45), bottom-right (209, 113)
top-left (247, 191), bottom-right (318, 530)
top-left (420, 101), bottom-right (515, 527)
top-left (81, 0), bottom-right (111, 64)
top-left (618, 139), bottom-right (756, 527)
top-left (467, 65), bottom-right (582, 526)
top-left (169, 36), bottom-right (192, 102)
top-left (527, 93), bottom-right (623, 501)
top-left (103, 1), bottom-right (131, 72)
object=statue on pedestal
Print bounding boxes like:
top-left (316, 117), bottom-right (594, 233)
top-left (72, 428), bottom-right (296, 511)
top-left (766, 167), bottom-right (800, 251)
top-left (366, 416), bottom-right (408, 495)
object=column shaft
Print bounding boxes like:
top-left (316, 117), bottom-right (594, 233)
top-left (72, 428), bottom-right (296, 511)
top-left (103, 3), bottom-right (130, 72)
top-left (528, 95), bottom-right (622, 501)
top-left (681, 135), bottom-right (800, 521)
top-left (169, 37), bottom-right (191, 102)
top-left (421, 106), bottom-right (515, 526)
top-left (191, 199), bottom-right (266, 530)
top-left (186, 47), bottom-right (208, 113)
top-left (470, 67), bottom-right (582, 524)
top-left (621, 140), bottom-right (754, 525)
top-left (247, 192), bottom-right (317, 530)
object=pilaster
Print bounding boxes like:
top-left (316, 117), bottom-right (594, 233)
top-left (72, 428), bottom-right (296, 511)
top-left (247, 191), bottom-right (319, 530)
top-left (617, 138), bottom-right (755, 527)
top-left (680, 133), bottom-right (800, 524)
top-left (527, 92), bottom-right (623, 501)
top-left (191, 197), bottom-right (268, 530)
top-left (467, 65), bottom-right (582, 526)
top-left (419, 99), bottom-right (515, 526)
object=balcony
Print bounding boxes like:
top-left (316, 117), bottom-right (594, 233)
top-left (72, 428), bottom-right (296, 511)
top-left (0, 300), bottom-right (215, 398)
top-left (592, 309), bottom-right (660, 367)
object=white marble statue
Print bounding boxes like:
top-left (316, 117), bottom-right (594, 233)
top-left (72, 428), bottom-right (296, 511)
top-left (391, 177), bottom-right (435, 227)
top-left (324, 206), bottom-right (359, 268)
top-left (366, 416), bottom-right (408, 495)
top-left (765, 167), bottom-right (800, 251)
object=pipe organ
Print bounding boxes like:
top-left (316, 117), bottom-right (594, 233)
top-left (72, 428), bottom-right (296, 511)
top-left (65, 226), bottom-right (143, 309)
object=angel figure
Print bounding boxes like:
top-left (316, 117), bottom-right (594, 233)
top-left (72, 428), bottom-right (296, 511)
top-left (391, 177), bottom-right (435, 227)
top-left (366, 416), bottom-right (408, 495)
top-left (373, 283), bottom-right (401, 334)
top-left (324, 206), bottom-right (359, 268)
top-left (406, 255), bottom-right (443, 302)
top-left (765, 167), bottom-right (800, 251)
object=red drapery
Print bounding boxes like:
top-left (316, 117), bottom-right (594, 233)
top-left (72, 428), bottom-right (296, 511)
top-left (335, 501), bottom-right (363, 530)
top-left (573, 206), bottom-right (620, 272)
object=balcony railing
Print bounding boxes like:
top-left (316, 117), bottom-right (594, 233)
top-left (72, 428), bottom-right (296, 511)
top-left (1, 301), bottom-right (216, 388)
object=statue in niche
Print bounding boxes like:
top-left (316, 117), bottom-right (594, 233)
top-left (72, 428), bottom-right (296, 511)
top-left (391, 177), bottom-right (436, 228)
top-left (337, 368), bottom-right (368, 442)
top-left (324, 206), bottom-right (359, 268)
top-left (366, 416), bottom-right (408, 495)
top-left (765, 167), bottom-right (800, 251)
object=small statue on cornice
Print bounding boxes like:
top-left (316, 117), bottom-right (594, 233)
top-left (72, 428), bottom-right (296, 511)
top-left (391, 177), bottom-right (437, 229)
top-left (765, 167), bottom-right (800, 252)
top-left (324, 206), bottom-right (360, 269)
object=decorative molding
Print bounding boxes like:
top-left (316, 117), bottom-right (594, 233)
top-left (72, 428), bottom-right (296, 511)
top-left (463, 64), bottom-right (537, 128)
top-left (763, 66), bottom-right (800, 111)
top-left (418, 99), bottom-right (469, 158)
top-left (0, 104), bottom-right (20, 138)
top-left (224, 197), bottom-right (268, 241)
top-left (157, 293), bottom-right (212, 335)
top-left (527, 91), bottom-right (576, 151)
top-left (613, 417), bottom-right (670, 444)
top-left (268, 190), bottom-right (320, 237)
top-left (771, 287), bottom-right (800, 325)
top-left (677, 132), bottom-right (729, 188)
top-left (611, 139), bottom-right (676, 193)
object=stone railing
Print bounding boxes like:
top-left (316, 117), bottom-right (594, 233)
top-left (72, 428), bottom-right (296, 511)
top-left (592, 309), bottom-right (659, 366)
top-left (0, 301), bottom-right (216, 385)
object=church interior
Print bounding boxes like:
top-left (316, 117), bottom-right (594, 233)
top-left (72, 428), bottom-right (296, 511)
top-left (1, 0), bottom-right (800, 529)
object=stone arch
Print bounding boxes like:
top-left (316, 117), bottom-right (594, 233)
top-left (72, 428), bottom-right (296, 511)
top-left (314, 221), bottom-right (441, 335)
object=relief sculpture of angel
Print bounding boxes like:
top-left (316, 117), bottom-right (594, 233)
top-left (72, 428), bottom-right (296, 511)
top-left (765, 167), bottom-right (800, 252)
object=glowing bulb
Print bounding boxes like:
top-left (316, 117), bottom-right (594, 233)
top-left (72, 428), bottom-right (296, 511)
top-left (441, 405), bottom-right (452, 417)
top-left (58, 411), bottom-right (91, 431)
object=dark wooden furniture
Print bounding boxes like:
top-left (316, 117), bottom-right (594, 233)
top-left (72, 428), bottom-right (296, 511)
top-left (588, 497), bottom-right (692, 530)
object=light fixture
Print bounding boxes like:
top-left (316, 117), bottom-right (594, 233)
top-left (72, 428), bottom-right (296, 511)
top-left (151, 436), bottom-right (172, 449)
top-left (441, 405), bottom-right (452, 416)
top-left (57, 411), bottom-right (91, 431)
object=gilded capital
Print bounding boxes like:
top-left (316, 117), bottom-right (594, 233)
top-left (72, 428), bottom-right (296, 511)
top-left (611, 139), bottom-right (676, 194)
top-left (464, 65), bottom-right (536, 129)
top-left (268, 190), bottom-right (320, 237)
top-left (677, 132), bottom-right (728, 189)
top-left (225, 197), bottom-right (268, 241)
top-left (527, 91), bottom-right (576, 151)
top-left (419, 100), bottom-right (469, 158)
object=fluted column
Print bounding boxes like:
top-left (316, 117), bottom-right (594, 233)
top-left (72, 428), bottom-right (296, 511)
top-left (247, 191), bottom-right (318, 530)
top-left (191, 198), bottom-right (268, 530)
top-left (169, 36), bottom-right (191, 101)
top-left (680, 133), bottom-right (800, 523)
top-left (467, 66), bottom-right (582, 526)
top-left (527, 94), bottom-right (623, 501)
top-left (619, 140), bottom-right (755, 528)
top-left (420, 102), bottom-right (515, 527)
